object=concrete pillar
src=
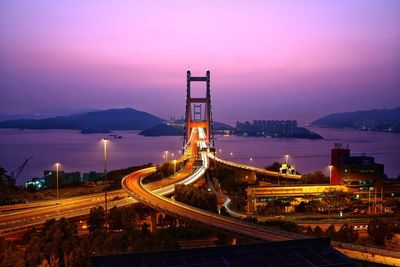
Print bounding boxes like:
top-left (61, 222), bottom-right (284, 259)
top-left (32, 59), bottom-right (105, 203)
top-left (228, 236), bottom-right (237, 246)
top-left (150, 210), bottom-right (157, 233)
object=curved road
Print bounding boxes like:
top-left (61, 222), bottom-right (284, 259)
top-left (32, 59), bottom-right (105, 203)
top-left (123, 128), bottom-right (301, 241)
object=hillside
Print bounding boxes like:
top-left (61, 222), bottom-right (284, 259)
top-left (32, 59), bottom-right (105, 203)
top-left (311, 107), bottom-right (400, 132)
top-left (0, 108), bottom-right (164, 131)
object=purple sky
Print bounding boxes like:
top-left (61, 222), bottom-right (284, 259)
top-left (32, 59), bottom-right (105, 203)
top-left (0, 1), bottom-right (399, 124)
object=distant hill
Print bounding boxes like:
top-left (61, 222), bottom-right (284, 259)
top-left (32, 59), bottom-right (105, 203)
top-left (140, 123), bottom-right (182, 136)
top-left (311, 107), bottom-right (400, 133)
top-left (140, 121), bottom-right (233, 136)
top-left (0, 113), bottom-right (44, 122)
top-left (0, 108), bottom-right (164, 131)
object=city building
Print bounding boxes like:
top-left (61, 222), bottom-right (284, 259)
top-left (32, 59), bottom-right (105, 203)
top-left (82, 171), bottom-right (104, 182)
top-left (43, 170), bottom-right (81, 188)
top-left (235, 120), bottom-right (297, 137)
top-left (331, 143), bottom-right (384, 191)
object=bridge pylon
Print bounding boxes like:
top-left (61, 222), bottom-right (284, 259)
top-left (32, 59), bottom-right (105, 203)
top-left (183, 70), bottom-right (215, 150)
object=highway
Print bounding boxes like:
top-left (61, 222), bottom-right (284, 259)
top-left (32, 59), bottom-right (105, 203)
top-left (123, 128), bottom-right (302, 241)
top-left (0, 128), bottom-right (201, 237)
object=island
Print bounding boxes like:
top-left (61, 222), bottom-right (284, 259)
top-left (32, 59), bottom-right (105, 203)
top-left (311, 106), bottom-right (400, 133)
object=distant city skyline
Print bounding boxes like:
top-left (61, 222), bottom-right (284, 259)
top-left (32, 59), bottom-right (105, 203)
top-left (1, 0), bottom-right (399, 124)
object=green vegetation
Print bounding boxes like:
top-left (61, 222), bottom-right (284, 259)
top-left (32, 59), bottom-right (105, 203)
top-left (0, 166), bottom-right (48, 205)
top-left (299, 171), bottom-right (329, 184)
top-left (174, 184), bottom-right (218, 213)
top-left (307, 224), bottom-right (359, 243)
top-left (256, 199), bottom-right (291, 215)
top-left (368, 218), bottom-right (400, 246)
top-left (143, 161), bottom-right (184, 184)
top-left (212, 166), bottom-right (249, 212)
top-left (255, 189), bottom-right (359, 216)
top-left (264, 162), bottom-right (281, 172)
top-left (0, 204), bottom-right (219, 266)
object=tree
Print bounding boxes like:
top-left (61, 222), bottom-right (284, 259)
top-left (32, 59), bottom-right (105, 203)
top-left (368, 218), bottom-right (392, 245)
top-left (300, 171), bottom-right (329, 184)
top-left (306, 226), bottom-right (314, 235)
top-left (335, 224), bottom-right (359, 243)
top-left (88, 206), bottom-right (105, 232)
top-left (108, 206), bottom-right (122, 231)
top-left (0, 237), bottom-right (25, 267)
top-left (325, 224), bottom-right (336, 239)
top-left (313, 226), bottom-right (324, 237)
top-left (295, 201), bottom-right (306, 213)
top-left (265, 162), bottom-right (281, 172)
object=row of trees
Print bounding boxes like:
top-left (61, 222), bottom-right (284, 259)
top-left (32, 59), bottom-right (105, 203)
top-left (0, 204), bottom-right (219, 267)
top-left (306, 224), bottom-right (359, 243)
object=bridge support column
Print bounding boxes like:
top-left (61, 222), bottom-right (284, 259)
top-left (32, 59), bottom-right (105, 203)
top-left (247, 195), bottom-right (255, 213)
top-left (228, 236), bottom-right (237, 246)
top-left (150, 210), bottom-right (157, 233)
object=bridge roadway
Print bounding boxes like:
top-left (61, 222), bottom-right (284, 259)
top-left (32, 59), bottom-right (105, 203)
top-left (123, 128), bottom-right (301, 242)
top-left (208, 153), bottom-right (302, 180)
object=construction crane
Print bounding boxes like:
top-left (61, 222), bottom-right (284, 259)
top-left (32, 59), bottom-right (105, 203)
top-left (12, 156), bottom-right (34, 182)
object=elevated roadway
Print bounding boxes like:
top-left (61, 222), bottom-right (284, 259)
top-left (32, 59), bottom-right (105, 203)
top-left (208, 153), bottom-right (302, 180)
top-left (123, 128), bottom-right (302, 241)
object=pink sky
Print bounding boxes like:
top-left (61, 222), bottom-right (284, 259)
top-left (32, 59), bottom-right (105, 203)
top-left (0, 0), bottom-right (399, 123)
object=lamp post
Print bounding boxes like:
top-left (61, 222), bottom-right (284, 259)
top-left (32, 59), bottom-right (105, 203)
top-left (164, 150), bottom-right (169, 162)
top-left (285, 154), bottom-right (289, 165)
top-left (102, 138), bottom-right (109, 231)
top-left (55, 163), bottom-right (60, 201)
top-left (173, 160), bottom-right (177, 174)
top-left (329, 165), bottom-right (333, 187)
top-left (250, 157), bottom-right (253, 162)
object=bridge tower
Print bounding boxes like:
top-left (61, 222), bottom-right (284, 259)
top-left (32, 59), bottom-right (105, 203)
top-left (183, 70), bottom-right (215, 150)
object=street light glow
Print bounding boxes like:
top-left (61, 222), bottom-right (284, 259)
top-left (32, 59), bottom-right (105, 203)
top-left (101, 138), bottom-right (109, 232)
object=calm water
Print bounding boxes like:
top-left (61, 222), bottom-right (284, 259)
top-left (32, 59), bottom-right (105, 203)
top-left (0, 128), bottom-right (399, 185)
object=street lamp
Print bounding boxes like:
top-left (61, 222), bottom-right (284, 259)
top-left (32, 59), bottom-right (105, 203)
top-left (285, 154), bottom-right (289, 164)
top-left (55, 163), bottom-right (60, 201)
top-left (164, 150), bottom-right (169, 162)
top-left (173, 159), bottom-right (177, 174)
top-left (230, 152), bottom-right (233, 157)
top-left (250, 157), bottom-right (253, 162)
top-left (328, 165), bottom-right (333, 187)
top-left (102, 138), bottom-right (109, 231)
